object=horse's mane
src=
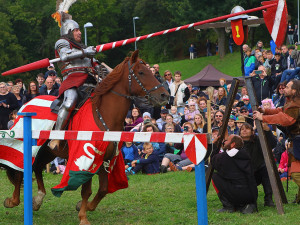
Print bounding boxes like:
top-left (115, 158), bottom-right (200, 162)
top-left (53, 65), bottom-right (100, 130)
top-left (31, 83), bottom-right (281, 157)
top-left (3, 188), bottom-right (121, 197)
top-left (92, 57), bottom-right (130, 107)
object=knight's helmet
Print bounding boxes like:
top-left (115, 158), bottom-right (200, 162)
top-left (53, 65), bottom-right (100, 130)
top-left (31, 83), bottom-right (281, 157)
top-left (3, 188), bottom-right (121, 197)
top-left (60, 19), bottom-right (79, 36)
top-left (51, 11), bottom-right (79, 36)
top-left (227, 6), bottom-right (249, 21)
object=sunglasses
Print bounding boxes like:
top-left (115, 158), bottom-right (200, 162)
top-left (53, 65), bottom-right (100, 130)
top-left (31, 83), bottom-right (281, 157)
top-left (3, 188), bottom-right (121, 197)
top-left (215, 115), bottom-right (223, 117)
top-left (279, 87), bottom-right (285, 90)
top-left (164, 73), bottom-right (171, 76)
top-left (240, 111), bottom-right (247, 113)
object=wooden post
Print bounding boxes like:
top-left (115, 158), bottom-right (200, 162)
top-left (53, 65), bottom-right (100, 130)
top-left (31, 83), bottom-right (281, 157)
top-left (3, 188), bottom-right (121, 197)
top-left (207, 100), bottom-right (212, 134)
top-left (205, 79), bottom-right (240, 192)
top-left (245, 77), bottom-right (287, 215)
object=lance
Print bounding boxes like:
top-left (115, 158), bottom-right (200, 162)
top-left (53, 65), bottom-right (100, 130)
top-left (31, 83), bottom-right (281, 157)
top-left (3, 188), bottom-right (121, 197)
top-left (2, 3), bottom-right (277, 76)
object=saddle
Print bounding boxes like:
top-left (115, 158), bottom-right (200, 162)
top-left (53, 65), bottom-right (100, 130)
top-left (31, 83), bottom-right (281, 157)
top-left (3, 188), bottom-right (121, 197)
top-left (50, 84), bottom-right (95, 116)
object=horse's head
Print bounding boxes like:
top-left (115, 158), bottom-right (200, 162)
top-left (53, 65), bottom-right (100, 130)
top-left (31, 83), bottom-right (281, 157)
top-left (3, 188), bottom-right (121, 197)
top-left (126, 50), bottom-right (169, 106)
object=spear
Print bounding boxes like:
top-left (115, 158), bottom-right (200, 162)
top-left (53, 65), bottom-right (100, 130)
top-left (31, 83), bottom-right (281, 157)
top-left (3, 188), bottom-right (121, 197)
top-left (2, 3), bottom-right (278, 76)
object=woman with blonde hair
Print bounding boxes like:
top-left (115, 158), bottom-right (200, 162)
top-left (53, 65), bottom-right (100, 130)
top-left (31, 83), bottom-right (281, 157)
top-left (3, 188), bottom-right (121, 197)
top-left (193, 114), bottom-right (205, 133)
top-left (205, 86), bottom-right (216, 103)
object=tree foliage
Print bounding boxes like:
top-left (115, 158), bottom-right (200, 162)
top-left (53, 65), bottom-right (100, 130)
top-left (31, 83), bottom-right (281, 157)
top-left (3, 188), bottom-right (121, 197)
top-left (0, 0), bottom-right (298, 82)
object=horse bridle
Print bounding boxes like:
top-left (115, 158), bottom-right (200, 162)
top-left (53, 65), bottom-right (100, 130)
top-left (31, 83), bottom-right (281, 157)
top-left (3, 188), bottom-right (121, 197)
top-left (110, 60), bottom-right (164, 101)
top-left (96, 60), bottom-right (164, 131)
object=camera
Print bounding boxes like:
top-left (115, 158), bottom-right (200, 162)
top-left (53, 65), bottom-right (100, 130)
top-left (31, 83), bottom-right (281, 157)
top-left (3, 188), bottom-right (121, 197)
top-left (143, 119), bottom-right (151, 124)
top-left (255, 70), bottom-right (262, 75)
top-left (183, 126), bottom-right (189, 131)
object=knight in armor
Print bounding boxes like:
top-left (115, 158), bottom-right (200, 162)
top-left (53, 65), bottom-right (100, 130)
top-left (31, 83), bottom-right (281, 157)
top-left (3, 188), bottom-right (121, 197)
top-left (49, 18), bottom-right (102, 150)
top-left (253, 80), bottom-right (300, 204)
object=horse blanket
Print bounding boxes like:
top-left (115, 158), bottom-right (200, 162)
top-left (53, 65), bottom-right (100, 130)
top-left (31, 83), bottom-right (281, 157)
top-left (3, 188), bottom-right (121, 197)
top-left (0, 95), bottom-right (128, 196)
top-left (0, 95), bottom-right (57, 171)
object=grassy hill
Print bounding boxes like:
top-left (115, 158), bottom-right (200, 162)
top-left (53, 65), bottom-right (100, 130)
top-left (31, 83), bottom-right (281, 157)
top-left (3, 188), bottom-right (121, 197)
top-left (158, 52), bottom-right (243, 80)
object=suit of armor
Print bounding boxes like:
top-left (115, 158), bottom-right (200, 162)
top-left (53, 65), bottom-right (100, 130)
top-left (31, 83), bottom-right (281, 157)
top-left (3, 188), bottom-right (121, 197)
top-left (54, 19), bottom-right (97, 131)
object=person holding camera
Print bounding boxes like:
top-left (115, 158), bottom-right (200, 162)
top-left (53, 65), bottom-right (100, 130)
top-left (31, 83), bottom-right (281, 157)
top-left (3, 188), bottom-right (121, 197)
top-left (160, 122), bottom-right (195, 172)
top-left (250, 65), bottom-right (274, 104)
top-left (130, 112), bottom-right (152, 132)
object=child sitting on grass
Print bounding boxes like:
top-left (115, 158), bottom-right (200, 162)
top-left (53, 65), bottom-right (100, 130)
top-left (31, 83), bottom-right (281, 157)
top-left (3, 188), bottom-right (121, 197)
top-left (126, 142), bottom-right (160, 175)
top-left (121, 142), bottom-right (139, 170)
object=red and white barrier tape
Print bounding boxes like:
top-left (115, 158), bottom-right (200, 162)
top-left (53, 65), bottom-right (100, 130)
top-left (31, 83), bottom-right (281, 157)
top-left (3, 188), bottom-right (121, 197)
top-left (0, 130), bottom-right (209, 164)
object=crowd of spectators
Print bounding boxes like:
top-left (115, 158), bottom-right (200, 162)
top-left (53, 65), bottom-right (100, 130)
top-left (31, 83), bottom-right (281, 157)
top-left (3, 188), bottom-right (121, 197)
top-left (123, 41), bottom-right (300, 174)
top-left (122, 41), bottom-right (300, 213)
top-left (0, 64), bottom-right (64, 172)
top-left (1, 39), bottom-right (300, 209)
top-left (0, 64), bottom-right (61, 130)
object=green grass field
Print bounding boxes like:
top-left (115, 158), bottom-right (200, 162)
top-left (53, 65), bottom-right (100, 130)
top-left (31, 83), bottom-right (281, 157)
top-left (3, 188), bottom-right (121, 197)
top-left (158, 52), bottom-right (243, 80)
top-left (0, 169), bottom-right (299, 225)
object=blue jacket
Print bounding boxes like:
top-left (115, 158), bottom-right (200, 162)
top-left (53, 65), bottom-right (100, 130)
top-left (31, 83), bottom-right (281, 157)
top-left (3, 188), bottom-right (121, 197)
top-left (244, 56), bottom-right (256, 76)
top-left (121, 144), bottom-right (139, 162)
top-left (136, 152), bottom-right (160, 174)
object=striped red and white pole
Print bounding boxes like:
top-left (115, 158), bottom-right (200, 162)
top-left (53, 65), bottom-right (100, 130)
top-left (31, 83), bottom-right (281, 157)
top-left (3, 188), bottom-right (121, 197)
top-left (96, 3), bottom-right (277, 53)
top-left (2, 3), bottom-right (279, 76)
top-left (0, 130), bottom-right (208, 165)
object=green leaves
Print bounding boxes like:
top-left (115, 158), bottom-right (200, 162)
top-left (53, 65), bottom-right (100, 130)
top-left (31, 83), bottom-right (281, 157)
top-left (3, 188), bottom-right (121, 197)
top-left (0, 0), bottom-right (298, 79)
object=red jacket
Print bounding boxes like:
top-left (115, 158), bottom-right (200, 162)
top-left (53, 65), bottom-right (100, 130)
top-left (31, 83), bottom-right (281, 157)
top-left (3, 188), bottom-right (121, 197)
top-left (278, 150), bottom-right (288, 172)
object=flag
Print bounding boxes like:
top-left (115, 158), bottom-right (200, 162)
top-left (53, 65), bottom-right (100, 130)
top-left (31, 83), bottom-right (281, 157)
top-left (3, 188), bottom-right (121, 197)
top-left (262, 0), bottom-right (288, 47)
top-left (231, 19), bottom-right (246, 45)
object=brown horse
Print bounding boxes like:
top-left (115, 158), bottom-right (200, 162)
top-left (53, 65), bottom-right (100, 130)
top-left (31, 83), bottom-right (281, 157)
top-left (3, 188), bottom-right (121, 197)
top-left (2, 50), bottom-right (169, 225)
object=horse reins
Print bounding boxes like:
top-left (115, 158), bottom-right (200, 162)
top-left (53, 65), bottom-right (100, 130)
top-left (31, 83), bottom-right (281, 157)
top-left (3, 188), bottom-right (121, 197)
top-left (110, 60), bottom-right (164, 101)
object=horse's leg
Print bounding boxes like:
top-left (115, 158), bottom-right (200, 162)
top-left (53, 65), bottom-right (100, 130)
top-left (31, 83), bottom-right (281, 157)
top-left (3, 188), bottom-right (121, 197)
top-left (32, 141), bottom-right (65, 211)
top-left (78, 179), bottom-right (93, 225)
top-left (86, 167), bottom-right (108, 211)
top-left (85, 143), bottom-right (115, 211)
top-left (32, 166), bottom-right (46, 211)
top-left (4, 169), bottom-right (22, 208)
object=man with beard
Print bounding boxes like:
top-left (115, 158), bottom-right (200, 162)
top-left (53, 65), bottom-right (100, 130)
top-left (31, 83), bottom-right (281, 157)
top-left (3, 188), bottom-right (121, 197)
top-left (49, 17), bottom-right (102, 150)
top-left (212, 135), bottom-right (258, 214)
top-left (253, 80), bottom-right (300, 204)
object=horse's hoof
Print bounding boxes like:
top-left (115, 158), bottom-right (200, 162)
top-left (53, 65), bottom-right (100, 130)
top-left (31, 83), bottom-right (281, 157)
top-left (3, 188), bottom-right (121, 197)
top-left (32, 191), bottom-right (45, 211)
top-left (4, 198), bottom-right (19, 208)
top-left (79, 219), bottom-right (91, 225)
top-left (76, 200), bottom-right (82, 212)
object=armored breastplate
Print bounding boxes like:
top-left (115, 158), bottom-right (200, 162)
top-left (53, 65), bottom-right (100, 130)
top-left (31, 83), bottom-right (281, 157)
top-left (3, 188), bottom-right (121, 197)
top-left (55, 39), bottom-right (93, 80)
top-left (58, 48), bottom-right (93, 70)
